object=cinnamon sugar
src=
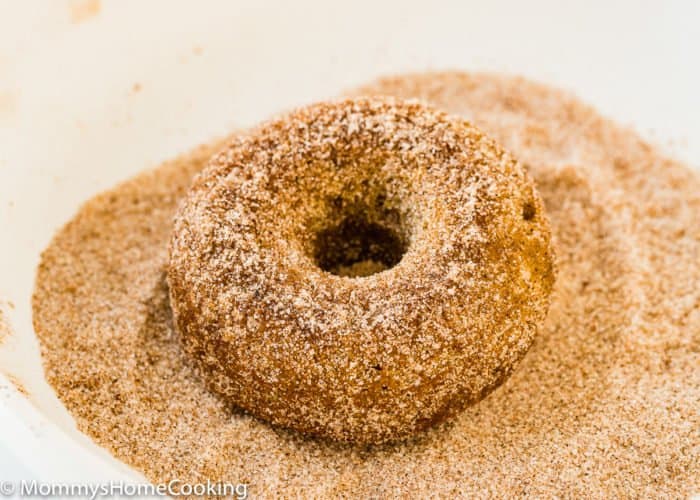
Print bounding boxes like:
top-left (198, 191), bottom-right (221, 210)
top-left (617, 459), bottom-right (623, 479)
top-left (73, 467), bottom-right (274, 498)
top-left (3, 373), bottom-right (29, 397)
top-left (0, 301), bottom-right (13, 347)
top-left (32, 73), bottom-right (700, 497)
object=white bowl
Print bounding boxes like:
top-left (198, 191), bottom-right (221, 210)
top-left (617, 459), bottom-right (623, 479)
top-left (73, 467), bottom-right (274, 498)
top-left (1, 0), bottom-right (698, 484)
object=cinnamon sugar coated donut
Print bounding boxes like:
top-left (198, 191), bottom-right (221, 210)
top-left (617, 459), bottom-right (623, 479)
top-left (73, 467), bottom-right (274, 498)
top-left (167, 97), bottom-right (555, 444)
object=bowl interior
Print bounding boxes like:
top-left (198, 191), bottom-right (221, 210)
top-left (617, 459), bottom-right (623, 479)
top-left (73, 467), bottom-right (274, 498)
top-left (1, 0), bottom-right (698, 480)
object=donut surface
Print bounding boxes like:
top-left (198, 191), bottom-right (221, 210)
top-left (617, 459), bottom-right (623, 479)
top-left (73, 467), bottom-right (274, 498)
top-left (167, 98), bottom-right (555, 444)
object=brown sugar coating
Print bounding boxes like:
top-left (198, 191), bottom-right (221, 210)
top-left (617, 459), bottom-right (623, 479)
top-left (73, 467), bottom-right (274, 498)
top-left (167, 97), bottom-right (555, 444)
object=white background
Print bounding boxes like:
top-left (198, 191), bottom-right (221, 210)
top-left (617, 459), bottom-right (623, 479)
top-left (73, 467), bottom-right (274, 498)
top-left (1, 0), bottom-right (698, 485)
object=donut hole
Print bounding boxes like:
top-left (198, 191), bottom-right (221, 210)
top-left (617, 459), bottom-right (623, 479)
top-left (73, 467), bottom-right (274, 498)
top-left (522, 201), bottom-right (537, 221)
top-left (312, 208), bottom-right (409, 278)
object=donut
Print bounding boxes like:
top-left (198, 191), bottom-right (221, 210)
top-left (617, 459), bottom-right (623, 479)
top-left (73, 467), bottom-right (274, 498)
top-left (167, 98), bottom-right (555, 444)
